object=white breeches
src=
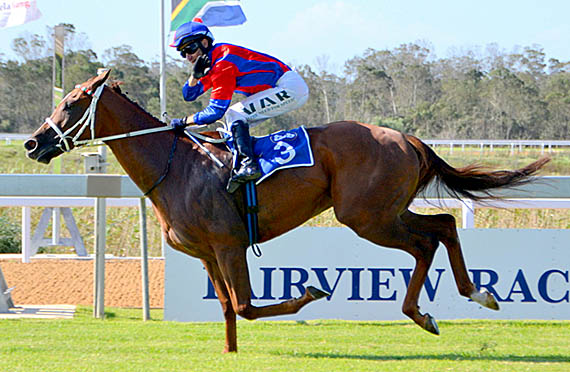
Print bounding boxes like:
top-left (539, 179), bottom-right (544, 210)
top-left (224, 70), bottom-right (309, 129)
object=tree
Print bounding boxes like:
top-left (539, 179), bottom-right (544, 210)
top-left (0, 58), bottom-right (51, 132)
top-left (483, 67), bottom-right (547, 139)
top-left (1, 26), bottom-right (568, 140)
top-left (430, 68), bottom-right (486, 138)
top-left (342, 43), bottom-right (439, 135)
top-left (146, 56), bottom-right (208, 122)
top-left (64, 50), bottom-right (103, 92)
top-left (543, 72), bottom-right (570, 139)
top-left (11, 33), bottom-right (50, 61)
top-left (102, 45), bottom-right (158, 115)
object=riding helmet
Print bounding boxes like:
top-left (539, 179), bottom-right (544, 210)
top-left (170, 21), bottom-right (214, 50)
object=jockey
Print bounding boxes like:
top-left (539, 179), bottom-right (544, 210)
top-left (169, 21), bottom-right (309, 191)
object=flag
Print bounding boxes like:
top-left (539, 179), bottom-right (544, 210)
top-left (171, 0), bottom-right (246, 31)
top-left (0, 0), bottom-right (42, 29)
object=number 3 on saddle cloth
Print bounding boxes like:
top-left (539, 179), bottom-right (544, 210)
top-left (226, 126), bottom-right (315, 185)
top-left (225, 126), bottom-right (315, 255)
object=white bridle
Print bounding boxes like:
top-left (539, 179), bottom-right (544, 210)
top-left (44, 83), bottom-right (181, 152)
top-left (45, 83), bottom-right (106, 152)
top-left (43, 81), bottom-right (225, 168)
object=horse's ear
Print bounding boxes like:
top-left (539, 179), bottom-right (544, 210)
top-left (91, 68), bottom-right (112, 90)
top-left (110, 80), bottom-right (124, 93)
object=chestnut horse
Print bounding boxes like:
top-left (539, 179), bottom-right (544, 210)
top-left (25, 71), bottom-right (549, 353)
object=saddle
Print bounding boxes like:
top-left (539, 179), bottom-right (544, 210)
top-left (227, 126), bottom-right (314, 183)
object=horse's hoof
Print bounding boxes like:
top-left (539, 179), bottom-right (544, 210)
top-left (470, 289), bottom-right (500, 311)
top-left (423, 313), bottom-right (440, 335)
top-left (306, 286), bottom-right (330, 300)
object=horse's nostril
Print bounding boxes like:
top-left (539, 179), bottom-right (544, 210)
top-left (24, 138), bottom-right (38, 152)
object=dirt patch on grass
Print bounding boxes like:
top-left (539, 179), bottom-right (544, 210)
top-left (0, 257), bottom-right (164, 308)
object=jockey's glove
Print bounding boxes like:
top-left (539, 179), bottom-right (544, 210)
top-left (170, 117), bottom-right (188, 129)
top-left (192, 54), bottom-right (211, 79)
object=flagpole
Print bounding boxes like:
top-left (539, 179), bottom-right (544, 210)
top-left (160, 0), bottom-right (167, 122)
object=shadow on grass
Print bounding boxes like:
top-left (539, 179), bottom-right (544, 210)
top-left (286, 352), bottom-right (570, 363)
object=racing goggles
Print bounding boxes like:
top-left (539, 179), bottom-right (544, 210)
top-left (180, 41), bottom-right (201, 58)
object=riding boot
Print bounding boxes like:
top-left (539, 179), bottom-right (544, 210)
top-left (227, 121), bottom-right (261, 192)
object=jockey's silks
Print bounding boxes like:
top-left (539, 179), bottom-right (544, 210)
top-left (182, 43), bottom-right (291, 125)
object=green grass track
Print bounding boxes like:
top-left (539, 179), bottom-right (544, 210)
top-left (1, 307), bottom-right (569, 372)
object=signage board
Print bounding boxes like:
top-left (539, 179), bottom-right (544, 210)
top-left (164, 227), bottom-right (570, 322)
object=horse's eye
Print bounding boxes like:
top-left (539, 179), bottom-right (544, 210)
top-left (63, 102), bottom-right (72, 111)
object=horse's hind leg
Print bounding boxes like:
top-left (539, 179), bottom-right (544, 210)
top-left (350, 214), bottom-right (442, 334)
top-left (400, 211), bottom-right (499, 310)
top-left (398, 229), bottom-right (441, 334)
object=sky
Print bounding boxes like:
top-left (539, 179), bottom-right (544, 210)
top-left (1, 0), bottom-right (569, 75)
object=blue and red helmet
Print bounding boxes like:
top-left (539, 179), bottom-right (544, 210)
top-left (170, 21), bottom-right (214, 50)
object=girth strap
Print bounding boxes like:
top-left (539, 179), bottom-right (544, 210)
top-left (245, 181), bottom-right (262, 257)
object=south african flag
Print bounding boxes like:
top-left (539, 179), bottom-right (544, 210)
top-left (171, 0), bottom-right (247, 31)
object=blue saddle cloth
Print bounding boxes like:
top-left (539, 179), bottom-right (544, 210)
top-left (227, 126), bottom-right (315, 184)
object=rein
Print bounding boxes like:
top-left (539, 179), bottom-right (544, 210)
top-left (45, 82), bottom-right (227, 195)
top-left (46, 84), bottom-right (227, 151)
top-left (141, 127), bottom-right (228, 196)
top-left (143, 133), bottom-right (179, 196)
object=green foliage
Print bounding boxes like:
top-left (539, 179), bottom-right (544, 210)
top-left (64, 49), bottom-right (104, 93)
top-left (341, 44), bottom-right (569, 140)
top-left (2, 26), bottom-right (569, 140)
top-left (0, 57), bottom-right (52, 133)
top-left (0, 215), bottom-right (20, 253)
top-left (374, 116), bottom-right (407, 132)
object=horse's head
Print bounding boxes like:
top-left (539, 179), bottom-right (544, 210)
top-left (24, 69), bottom-right (111, 164)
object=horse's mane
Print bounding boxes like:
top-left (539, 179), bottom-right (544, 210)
top-left (106, 80), bottom-right (224, 142)
top-left (108, 81), bottom-right (162, 124)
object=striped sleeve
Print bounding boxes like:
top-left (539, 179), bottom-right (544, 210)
top-left (192, 98), bottom-right (231, 125)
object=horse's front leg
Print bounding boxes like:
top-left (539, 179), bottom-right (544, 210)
top-left (201, 259), bottom-right (237, 353)
top-left (214, 246), bottom-right (329, 321)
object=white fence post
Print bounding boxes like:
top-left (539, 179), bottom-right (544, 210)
top-left (92, 146), bottom-right (108, 319)
top-left (21, 207), bottom-right (31, 263)
top-left (462, 200), bottom-right (475, 228)
top-left (139, 197), bottom-right (150, 321)
top-left (51, 207), bottom-right (61, 245)
top-left (93, 197), bottom-right (106, 319)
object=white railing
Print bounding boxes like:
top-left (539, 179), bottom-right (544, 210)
top-left (424, 139), bottom-right (570, 154)
top-left (411, 198), bottom-right (570, 228)
top-left (0, 174), bottom-right (144, 262)
top-left (0, 133), bottom-right (29, 144)
top-left (4, 133), bottom-right (570, 150)
top-left (0, 174), bottom-right (150, 319)
top-left (415, 175), bottom-right (570, 227)
top-left (1, 175), bottom-right (568, 257)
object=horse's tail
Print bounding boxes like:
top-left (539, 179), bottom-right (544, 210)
top-left (404, 134), bottom-right (551, 201)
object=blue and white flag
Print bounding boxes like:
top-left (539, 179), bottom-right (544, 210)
top-left (0, 0), bottom-right (42, 29)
